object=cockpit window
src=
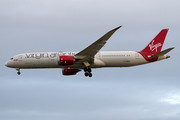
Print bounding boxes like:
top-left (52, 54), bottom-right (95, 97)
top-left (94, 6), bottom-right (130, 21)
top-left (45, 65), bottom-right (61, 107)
top-left (10, 58), bottom-right (13, 60)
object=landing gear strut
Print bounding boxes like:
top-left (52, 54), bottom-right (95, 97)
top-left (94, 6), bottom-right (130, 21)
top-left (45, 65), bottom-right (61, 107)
top-left (84, 67), bottom-right (92, 77)
top-left (16, 68), bottom-right (21, 75)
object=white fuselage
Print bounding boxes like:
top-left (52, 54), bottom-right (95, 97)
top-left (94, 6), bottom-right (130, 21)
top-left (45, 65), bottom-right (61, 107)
top-left (5, 51), bottom-right (167, 69)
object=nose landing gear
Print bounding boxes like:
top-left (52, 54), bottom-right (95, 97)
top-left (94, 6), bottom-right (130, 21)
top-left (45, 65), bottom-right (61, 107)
top-left (16, 68), bottom-right (21, 75)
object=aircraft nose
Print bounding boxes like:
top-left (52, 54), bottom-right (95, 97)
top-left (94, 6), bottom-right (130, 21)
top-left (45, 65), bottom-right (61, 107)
top-left (5, 61), bottom-right (8, 67)
top-left (5, 60), bottom-right (16, 68)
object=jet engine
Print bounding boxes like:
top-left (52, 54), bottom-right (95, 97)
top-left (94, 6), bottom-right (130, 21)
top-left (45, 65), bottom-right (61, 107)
top-left (62, 69), bottom-right (81, 75)
top-left (58, 56), bottom-right (75, 65)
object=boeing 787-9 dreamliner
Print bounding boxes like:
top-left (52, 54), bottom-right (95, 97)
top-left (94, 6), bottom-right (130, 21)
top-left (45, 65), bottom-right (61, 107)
top-left (5, 26), bottom-right (174, 77)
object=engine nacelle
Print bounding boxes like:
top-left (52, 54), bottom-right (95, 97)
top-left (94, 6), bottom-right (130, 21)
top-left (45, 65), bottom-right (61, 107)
top-left (58, 56), bottom-right (75, 65)
top-left (62, 69), bottom-right (81, 75)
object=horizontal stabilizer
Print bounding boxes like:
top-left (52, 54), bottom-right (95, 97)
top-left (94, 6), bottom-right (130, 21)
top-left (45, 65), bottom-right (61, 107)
top-left (150, 47), bottom-right (175, 58)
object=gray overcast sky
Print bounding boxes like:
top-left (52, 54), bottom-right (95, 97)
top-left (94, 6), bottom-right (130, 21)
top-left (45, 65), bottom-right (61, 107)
top-left (0, 0), bottom-right (180, 120)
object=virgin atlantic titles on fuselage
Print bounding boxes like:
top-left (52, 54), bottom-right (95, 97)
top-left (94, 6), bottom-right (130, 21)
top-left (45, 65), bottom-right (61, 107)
top-left (5, 26), bottom-right (174, 77)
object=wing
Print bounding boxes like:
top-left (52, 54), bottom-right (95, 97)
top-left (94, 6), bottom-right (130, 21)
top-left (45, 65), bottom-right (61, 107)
top-left (74, 26), bottom-right (122, 65)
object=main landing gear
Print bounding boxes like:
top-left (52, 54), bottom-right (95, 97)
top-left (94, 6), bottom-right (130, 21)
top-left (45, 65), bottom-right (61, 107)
top-left (16, 68), bottom-right (21, 75)
top-left (84, 67), bottom-right (92, 77)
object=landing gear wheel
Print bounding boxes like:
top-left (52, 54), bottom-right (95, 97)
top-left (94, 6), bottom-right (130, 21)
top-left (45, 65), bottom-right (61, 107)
top-left (84, 67), bottom-right (88, 72)
top-left (84, 67), bottom-right (91, 72)
top-left (83, 67), bottom-right (92, 77)
top-left (17, 71), bottom-right (21, 75)
top-left (89, 73), bottom-right (92, 77)
top-left (85, 72), bottom-right (89, 77)
top-left (87, 68), bottom-right (91, 73)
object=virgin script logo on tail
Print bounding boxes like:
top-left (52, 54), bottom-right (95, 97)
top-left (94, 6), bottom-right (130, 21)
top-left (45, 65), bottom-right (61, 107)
top-left (149, 40), bottom-right (162, 52)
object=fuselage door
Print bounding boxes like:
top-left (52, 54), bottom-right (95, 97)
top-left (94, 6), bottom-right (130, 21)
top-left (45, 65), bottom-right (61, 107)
top-left (49, 53), bottom-right (58, 68)
top-left (135, 53), bottom-right (140, 59)
top-left (135, 53), bottom-right (140, 65)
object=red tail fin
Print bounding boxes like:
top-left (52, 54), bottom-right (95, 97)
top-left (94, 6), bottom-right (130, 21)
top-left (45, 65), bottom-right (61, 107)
top-left (141, 29), bottom-right (169, 54)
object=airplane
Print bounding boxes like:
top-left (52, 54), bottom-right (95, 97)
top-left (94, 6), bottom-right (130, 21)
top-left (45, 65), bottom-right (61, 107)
top-left (5, 26), bottom-right (174, 77)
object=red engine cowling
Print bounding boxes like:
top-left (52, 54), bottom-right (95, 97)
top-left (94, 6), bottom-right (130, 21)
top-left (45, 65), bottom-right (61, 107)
top-left (58, 56), bottom-right (75, 65)
top-left (62, 69), bottom-right (81, 75)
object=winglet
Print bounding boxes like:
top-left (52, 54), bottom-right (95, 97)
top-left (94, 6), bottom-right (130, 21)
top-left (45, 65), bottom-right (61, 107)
top-left (112, 25), bottom-right (122, 31)
top-left (99, 25), bottom-right (122, 42)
